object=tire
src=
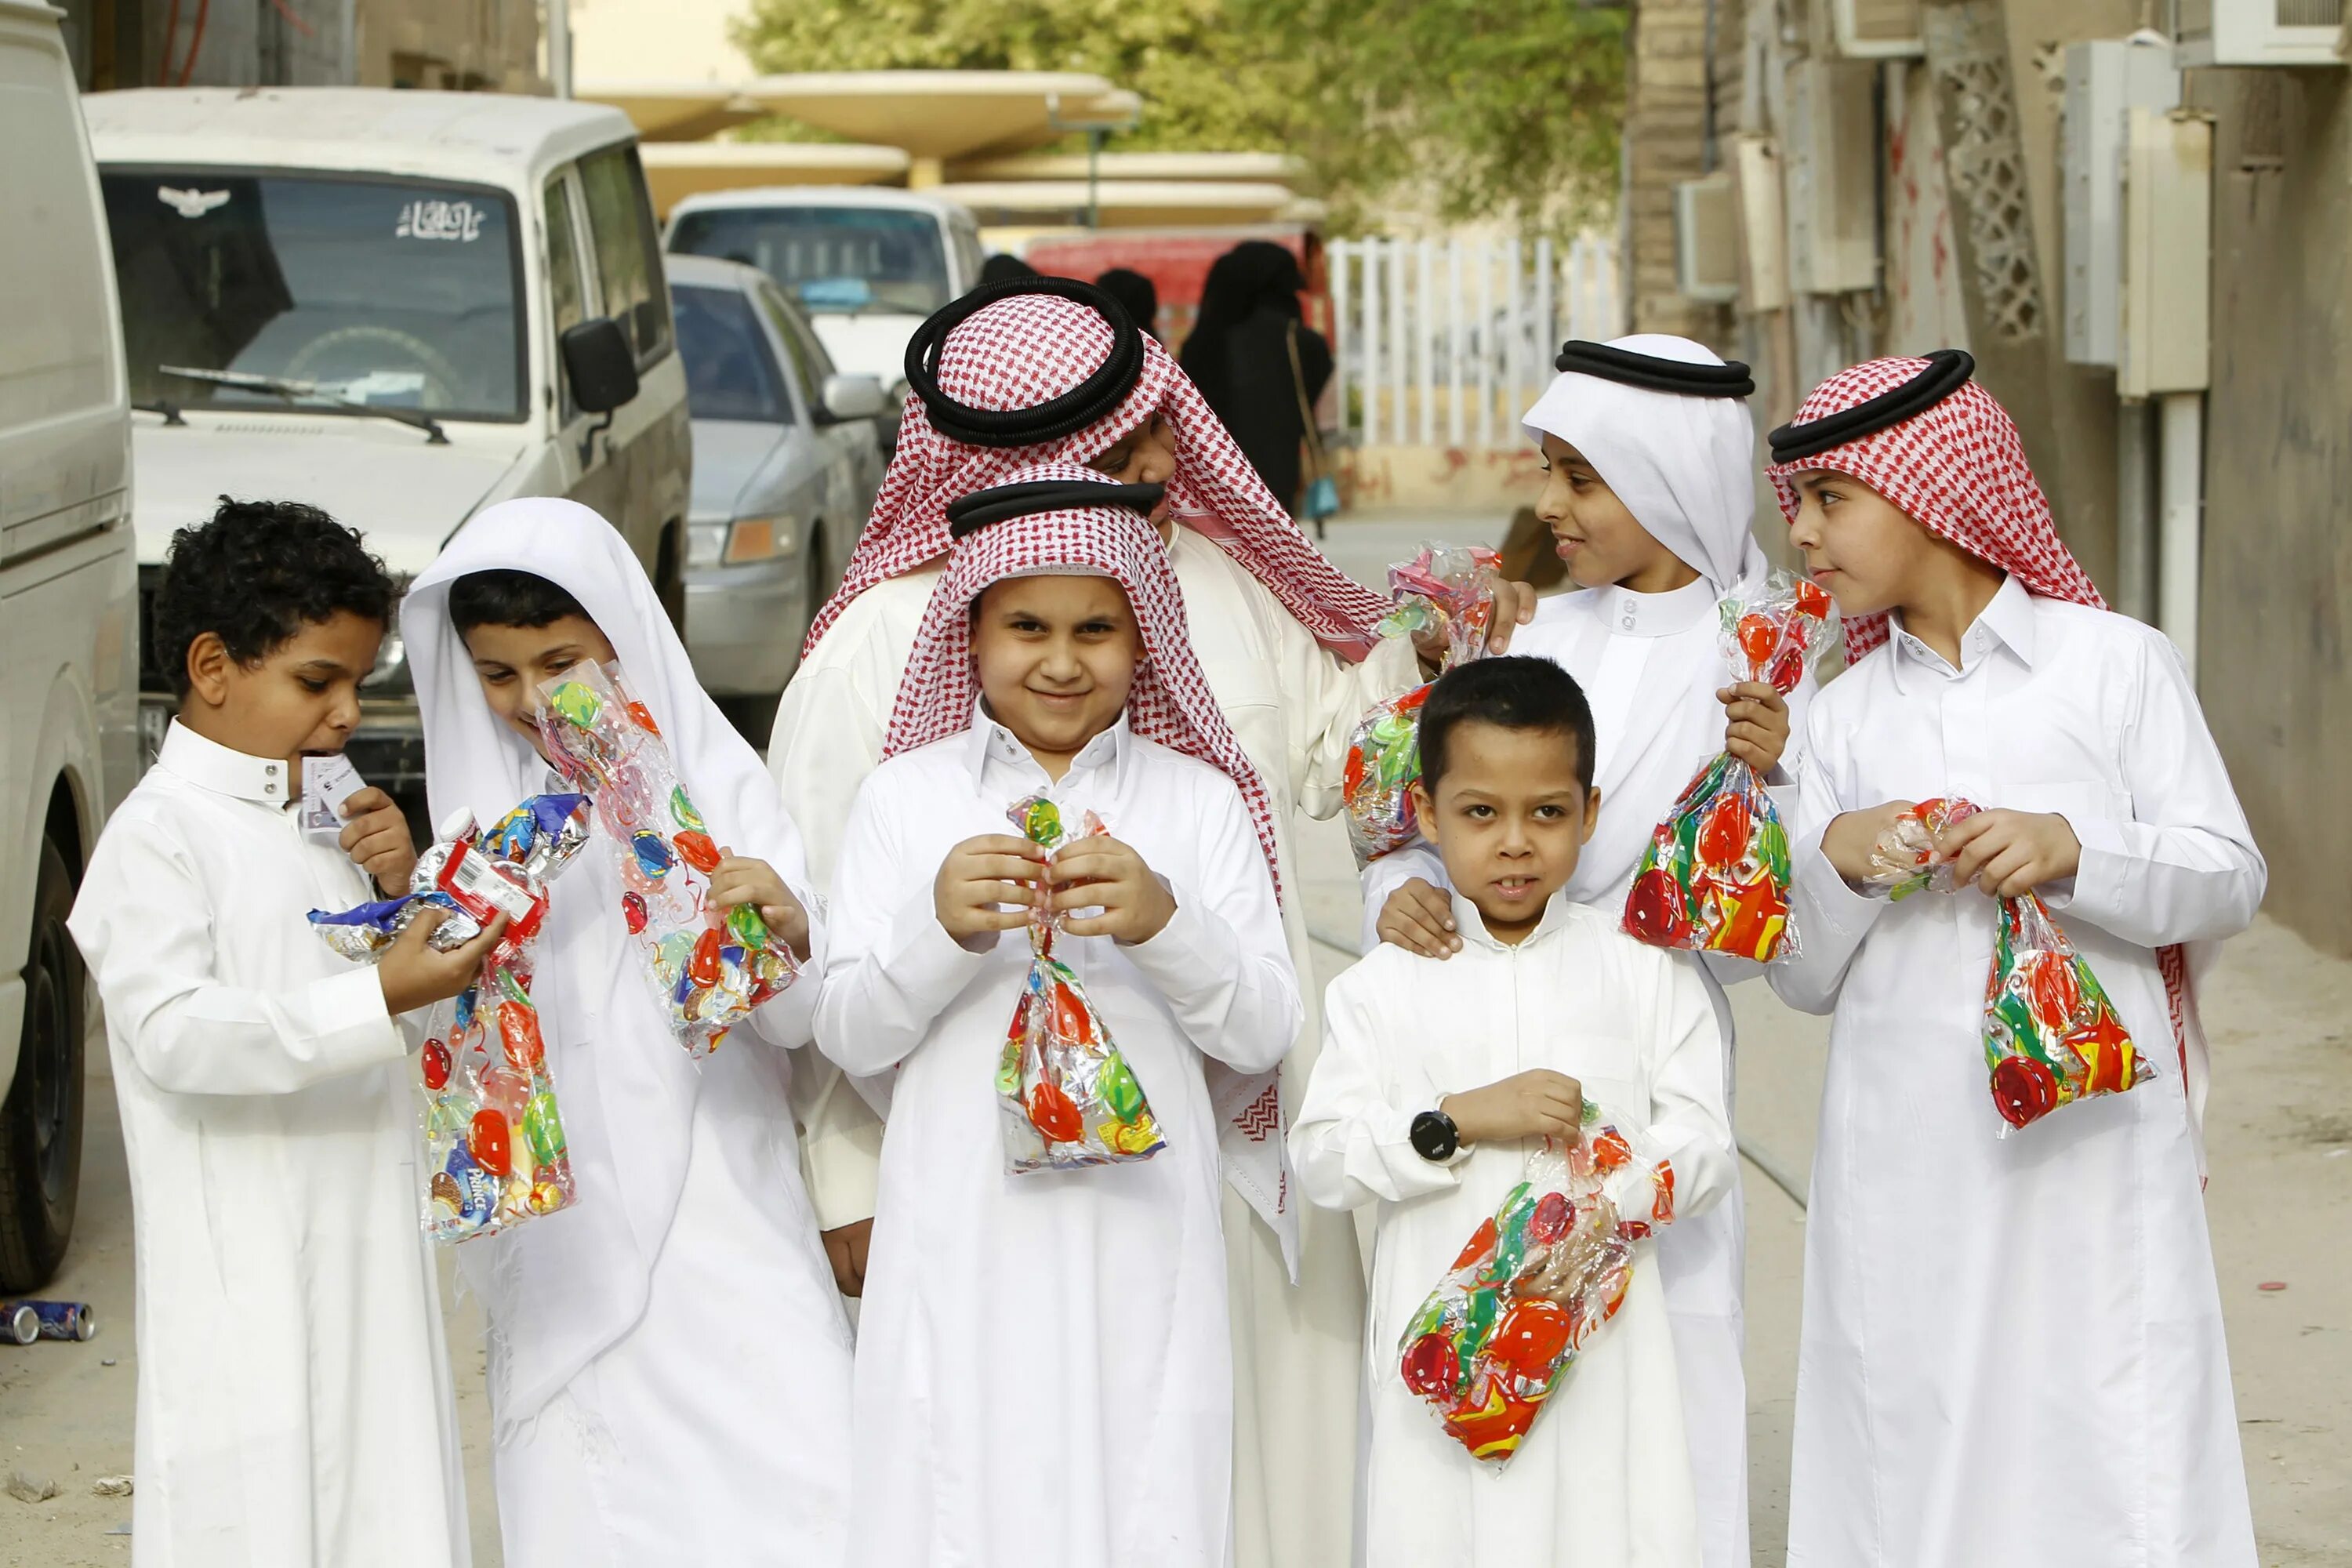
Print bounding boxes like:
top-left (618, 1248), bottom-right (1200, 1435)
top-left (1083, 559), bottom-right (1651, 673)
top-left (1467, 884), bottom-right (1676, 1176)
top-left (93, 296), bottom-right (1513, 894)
top-left (0, 836), bottom-right (85, 1291)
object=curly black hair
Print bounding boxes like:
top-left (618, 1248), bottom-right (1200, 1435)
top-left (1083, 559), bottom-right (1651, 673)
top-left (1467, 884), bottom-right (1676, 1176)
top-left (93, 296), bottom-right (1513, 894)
top-left (446, 568), bottom-right (589, 636)
top-left (154, 498), bottom-right (397, 699)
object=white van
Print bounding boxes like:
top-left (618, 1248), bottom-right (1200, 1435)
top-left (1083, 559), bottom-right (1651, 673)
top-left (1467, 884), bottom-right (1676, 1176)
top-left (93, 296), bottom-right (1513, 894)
top-left (0, 0), bottom-right (139, 1290)
top-left (83, 87), bottom-right (692, 797)
top-left (664, 187), bottom-right (984, 417)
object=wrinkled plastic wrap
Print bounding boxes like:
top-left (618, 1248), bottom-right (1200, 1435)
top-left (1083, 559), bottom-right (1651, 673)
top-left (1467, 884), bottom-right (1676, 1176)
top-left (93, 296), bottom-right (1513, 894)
top-left (1622, 573), bottom-right (1834, 962)
top-left (1342, 546), bottom-right (1502, 867)
top-left (534, 661), bottom-right (800, 1057)
top-left (997, 795), bottom-right (1167, 1173)
top-left (1860, 797), bottom-right (2153, 1131)
top-left (1396, 1107), bottom-right (1676, 1468)
top-left (310, 793), bottom-right (592, 1241)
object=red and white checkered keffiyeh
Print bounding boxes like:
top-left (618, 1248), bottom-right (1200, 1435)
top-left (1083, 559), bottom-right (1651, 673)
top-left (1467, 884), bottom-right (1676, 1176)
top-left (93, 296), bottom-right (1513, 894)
top-left (884, 462), bottom-right (1283, 905)
top-left (808, 290), bottom-right (1388, 662)
top-left (1765, 355), bottom-right (2105, 662)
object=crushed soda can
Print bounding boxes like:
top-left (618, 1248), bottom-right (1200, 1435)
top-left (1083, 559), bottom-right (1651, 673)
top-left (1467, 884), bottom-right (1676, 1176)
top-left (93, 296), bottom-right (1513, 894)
top-left (0, 1299), bottom-right (96, 1343)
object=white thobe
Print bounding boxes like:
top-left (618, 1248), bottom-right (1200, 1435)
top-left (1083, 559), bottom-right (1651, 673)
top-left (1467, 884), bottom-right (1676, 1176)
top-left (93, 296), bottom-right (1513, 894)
top-left (66, 721), bottom-right (467, 1568)
top-left (774, 533), bottom-right (1416, 1568)
top-left (817, 710), bottom-right (1301, 1567)
top-left (1359, 578), bottom-right (1814, 1568)
top-left (1771, 578), bottom-right (2263, 1567)
top-left (1293, 892), bottom-right (1736, 1568)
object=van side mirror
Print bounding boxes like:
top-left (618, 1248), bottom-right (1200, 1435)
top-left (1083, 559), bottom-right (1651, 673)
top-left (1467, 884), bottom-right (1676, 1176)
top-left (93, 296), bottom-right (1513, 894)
top-left (561, 318), bottom-right (639, 416)
top-left (818, 373), bottom-right (887, 423)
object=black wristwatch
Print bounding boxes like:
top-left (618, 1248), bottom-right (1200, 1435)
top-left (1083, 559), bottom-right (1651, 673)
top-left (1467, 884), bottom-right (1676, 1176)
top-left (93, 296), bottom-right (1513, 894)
top-left (1410, 1107), bottom-right (1460, 1163)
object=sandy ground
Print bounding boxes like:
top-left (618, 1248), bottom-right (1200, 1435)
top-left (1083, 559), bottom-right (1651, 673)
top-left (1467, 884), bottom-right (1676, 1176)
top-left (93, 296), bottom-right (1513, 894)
top-left (6, 510), bottom-right (2347, 1565)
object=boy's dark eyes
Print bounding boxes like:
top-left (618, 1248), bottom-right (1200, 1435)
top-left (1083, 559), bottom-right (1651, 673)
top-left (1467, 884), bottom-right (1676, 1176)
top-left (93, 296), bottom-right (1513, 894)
top-left (298, 677), bottom-right (328, 694)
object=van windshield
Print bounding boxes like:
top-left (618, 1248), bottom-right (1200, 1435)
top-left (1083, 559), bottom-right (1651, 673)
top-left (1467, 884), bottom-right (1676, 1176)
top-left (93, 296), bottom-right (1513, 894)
top-left (668, 205), bottom-right (949, 316)
top-left (100, 172), bottom-right (524, 421)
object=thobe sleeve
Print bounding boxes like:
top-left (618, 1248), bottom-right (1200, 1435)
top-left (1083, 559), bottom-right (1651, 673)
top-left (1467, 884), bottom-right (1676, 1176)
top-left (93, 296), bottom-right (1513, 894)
top-left (2035, 633), bottom-right (2267, 947)
top-left (1356, 839), bottom-right (1448, 955)
top-left (1290, 967), bottom-right (1464, 1210)
top-left (1617, 951), bottom-right (1737, 1228)
top-left (1123, 778), bottom-right (1301, 1075)
top-left (814, 775), bottom-right (993, 1078)
top-left (1767, 713), bottom-right (1888, 1016)
top-left (1280, 615), bottom-right (1421, 822)
top-left (67, 822), bottom-right (406, 1096)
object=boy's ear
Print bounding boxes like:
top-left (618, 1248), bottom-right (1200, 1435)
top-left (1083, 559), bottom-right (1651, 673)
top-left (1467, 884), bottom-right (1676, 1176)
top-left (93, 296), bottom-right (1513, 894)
top-left (1408, 779), bottom-right (1437, 837)
top-left (184, 630), bottom-right (234, 709)
top-left (1581, 785), bottom-right (1602, 845)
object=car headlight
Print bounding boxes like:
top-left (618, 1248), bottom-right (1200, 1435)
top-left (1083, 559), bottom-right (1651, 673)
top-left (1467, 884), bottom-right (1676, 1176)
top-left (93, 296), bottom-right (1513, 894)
top-left (691, 514), bottom-right (799, 569)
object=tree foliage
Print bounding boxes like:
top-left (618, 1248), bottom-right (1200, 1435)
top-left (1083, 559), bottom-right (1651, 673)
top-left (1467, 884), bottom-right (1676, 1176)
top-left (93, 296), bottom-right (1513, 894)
top-left (730, 0), bottom-right (1624, 233)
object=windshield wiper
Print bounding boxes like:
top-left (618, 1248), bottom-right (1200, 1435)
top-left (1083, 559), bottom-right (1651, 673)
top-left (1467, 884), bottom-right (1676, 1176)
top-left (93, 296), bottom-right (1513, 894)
top-left (158, 365), bottom-right (450, 445)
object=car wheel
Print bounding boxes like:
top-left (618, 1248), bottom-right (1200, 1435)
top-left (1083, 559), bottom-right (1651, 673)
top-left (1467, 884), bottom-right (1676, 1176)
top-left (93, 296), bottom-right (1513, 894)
top-left (0, 835), bottom-right (85, 1291)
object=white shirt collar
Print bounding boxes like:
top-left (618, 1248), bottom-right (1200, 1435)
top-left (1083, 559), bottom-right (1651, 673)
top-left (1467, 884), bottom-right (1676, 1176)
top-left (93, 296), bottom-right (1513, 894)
top-left (1573, 575), bottom-right (1721, 640)
top-left (1887, 575), bottom-right (2037, 681)
top-left (154, 719), bottom-right (296, 808)
top-left (959, 696), bottom-right (1132, 790)
top-left (1447, 885), bottom-right (1579, 952)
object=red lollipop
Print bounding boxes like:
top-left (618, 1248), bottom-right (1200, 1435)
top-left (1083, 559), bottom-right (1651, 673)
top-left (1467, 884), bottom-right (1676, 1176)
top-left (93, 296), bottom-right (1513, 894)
top-left (470, 1109), bottom-right (513, 1177)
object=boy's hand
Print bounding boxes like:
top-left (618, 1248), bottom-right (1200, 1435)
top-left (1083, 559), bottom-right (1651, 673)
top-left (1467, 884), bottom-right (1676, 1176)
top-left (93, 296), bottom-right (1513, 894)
top-left (1936, 809), bottom-right (2082, 899)
top-left (1377, 877), bottom-right (1461, 957)
top-left (820, 1218), bottom-right (873, 1298)
top-left (1048, 836), bottom-right (1178, 944)
top-left (709, 849), bottom-right (812, 960)
top-left (379, 908), bottom-right (507, 1018)
top-left (935, 834), bottom-right (1047, 941)
top-left (339, 787), bottom-right (418, 894)
top-left (1821, 800), bottom-right (1918, 886)
top-left (1441, 1069), bottom-right (1584, 1146)
top-left (1718, 681), bottom-right (1792, 775)
top-left (1410, 579), bottom-right (1539, 673)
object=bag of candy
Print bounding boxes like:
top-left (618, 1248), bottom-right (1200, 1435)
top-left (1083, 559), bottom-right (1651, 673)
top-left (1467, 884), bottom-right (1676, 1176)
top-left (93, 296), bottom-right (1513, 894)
top-left (1341, 545), bottom-right (1502, 867)
top-left (309, 793), bottom-right (591, 1241)
top-left (1857, 797), bottom-right (2153, 1131)
top-left (533, 660), bottom-right (800, 1057)
top-left (997, 794), bottom-right (1167, 1174)
top-left (1621, 572), bottom-right (1835, 962)
top-left (1395, 1105), bottom-right (1675, 1468)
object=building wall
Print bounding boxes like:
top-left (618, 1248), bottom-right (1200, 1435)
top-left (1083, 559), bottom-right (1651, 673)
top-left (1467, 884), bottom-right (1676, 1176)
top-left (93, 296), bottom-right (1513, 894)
top-left (1624, 0), bottom-right (1733, 347)
top-left (71, 0), bottom-right (537, 93)
top-left (2189, 65), bottom-right (2352, 956)
top-left (569, 0), bottom-right (750, 85)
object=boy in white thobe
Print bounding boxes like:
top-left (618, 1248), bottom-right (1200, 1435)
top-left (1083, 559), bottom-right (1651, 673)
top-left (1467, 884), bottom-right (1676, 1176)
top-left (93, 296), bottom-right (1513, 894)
top-left (1766, 351), bottom-right (2264, 1567)
top-left (1298, 655), bottom-right (1734, 1567)
top-left (1362, 336), bottom-right (1806, 1566)
top-left (818, 468), bottom-right (1300, 1566)
top-left (69, 500), bottom-right (494, 1567)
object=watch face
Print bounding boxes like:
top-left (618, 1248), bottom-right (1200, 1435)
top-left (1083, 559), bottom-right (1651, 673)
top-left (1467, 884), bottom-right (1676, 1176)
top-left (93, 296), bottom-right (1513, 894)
top-left (1410, 1109), bottom-right (1457, 1163)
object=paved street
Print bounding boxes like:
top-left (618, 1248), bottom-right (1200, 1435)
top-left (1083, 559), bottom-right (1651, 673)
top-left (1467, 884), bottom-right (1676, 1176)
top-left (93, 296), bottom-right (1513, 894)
top-left (5, 509), bottom-right (2349, 1565)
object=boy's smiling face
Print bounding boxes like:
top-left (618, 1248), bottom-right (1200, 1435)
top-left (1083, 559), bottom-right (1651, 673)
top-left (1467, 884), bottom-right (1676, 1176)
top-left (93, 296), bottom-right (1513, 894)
top-left (180, 609), bottom-right (383, 775)
top-left (1410, 718), bottom-right (1600, 944)
top-left (460, 613), bottom-right (619, 760)
top-left (971, 573), bottom-right (1139, 778)
top-left (1535, 432), bottom-right (1696, 595)
top-left (1785, 468), bottom-right (1949, 618)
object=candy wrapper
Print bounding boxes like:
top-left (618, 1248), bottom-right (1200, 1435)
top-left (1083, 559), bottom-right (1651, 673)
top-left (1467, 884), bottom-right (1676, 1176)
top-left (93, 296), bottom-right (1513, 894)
top-left (1396, 1105), bottom-right (1676, 1468)
top-left (1341, 545), bottom-right (1502, 867)
top-left (309, 793), bottom-right (592, 1241)
top-left (1622, 572), bottom-right (1835, 962)
top-left (1859, 797), bottom-right (2153, 1131)
top-left (997, 794), bottom-right (1167, 1174)
top-left (534, 660), bottom-right (800, 1057)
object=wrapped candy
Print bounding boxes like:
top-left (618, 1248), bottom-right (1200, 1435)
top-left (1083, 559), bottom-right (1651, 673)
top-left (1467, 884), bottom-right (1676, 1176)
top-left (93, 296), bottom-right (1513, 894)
top-left (1621, 572), bottom-right (1835, 962)
top-left (533, 661), bottom-right (800, 1057)
top-left (1341, 545), bottom-right (1502, 867)
top-left (310, 794), bottom-right (592, 1241)
top-left (997, 794), bottom-right (1167, 1174)
top-left (1859, 797), bottom-right (2153, 1131)
top-left (1396, 1105), bottom-right (1675, 1468)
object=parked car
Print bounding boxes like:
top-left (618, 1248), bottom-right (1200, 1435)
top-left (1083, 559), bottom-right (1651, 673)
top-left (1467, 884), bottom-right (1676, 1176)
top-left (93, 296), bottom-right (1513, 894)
top-left (1, 0), bottom-right (140, 1290)
top-left (664, 187), bottom-right (985, 445)
top-left (667, 254), bottom-right (887, 740)
top-left (84, 86), bottom-right (692, 801)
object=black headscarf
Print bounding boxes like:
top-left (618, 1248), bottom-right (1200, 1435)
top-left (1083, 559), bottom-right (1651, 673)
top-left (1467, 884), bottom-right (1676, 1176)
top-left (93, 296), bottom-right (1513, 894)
top-left (1094, 267), bottom-right (1161, 340)
top-left (1177, 241), bottom-right (1326, 507)
top-left (1179, 241), bottom-right (1306, 405)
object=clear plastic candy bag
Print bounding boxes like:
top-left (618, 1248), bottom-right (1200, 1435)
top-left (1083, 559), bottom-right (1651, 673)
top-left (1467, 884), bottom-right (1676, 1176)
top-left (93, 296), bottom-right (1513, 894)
top-left (1341, 545), bottom-right (1502, 868)
top-left (1395, 1106), bottom-right (1675, 1468)
top-left (1622, 572), bottom-right (1834, 962)
top-left (534, 661), bottom-right (800, 1057)
top-left (997, 795), bottom-right (1167, 1173)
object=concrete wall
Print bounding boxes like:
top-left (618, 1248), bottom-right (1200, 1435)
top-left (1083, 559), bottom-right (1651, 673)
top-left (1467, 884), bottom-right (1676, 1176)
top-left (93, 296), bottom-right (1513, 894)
top-left (1624, 0), bottom-right (1734, 347)
top-left (2189, 64), bottom-right (2352, 956)
top-left (569, 0), bottom-right (750, 85)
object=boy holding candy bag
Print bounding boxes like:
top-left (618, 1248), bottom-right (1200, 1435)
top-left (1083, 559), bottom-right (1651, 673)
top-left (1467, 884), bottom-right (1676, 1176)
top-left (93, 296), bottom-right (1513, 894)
top-left (401, 499), bottom-right (851, 1568)
top-left (1766, 352), bottom-right (2266, 1567)
top-left (68, 501), bottom-right (495, 1566)
top-left (816, 465), bottom-right (1299, 1567)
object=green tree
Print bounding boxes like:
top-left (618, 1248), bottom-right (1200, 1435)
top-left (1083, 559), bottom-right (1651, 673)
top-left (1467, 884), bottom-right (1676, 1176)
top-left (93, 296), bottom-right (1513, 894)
top-left (730, 0), bottom-right (1624, 233)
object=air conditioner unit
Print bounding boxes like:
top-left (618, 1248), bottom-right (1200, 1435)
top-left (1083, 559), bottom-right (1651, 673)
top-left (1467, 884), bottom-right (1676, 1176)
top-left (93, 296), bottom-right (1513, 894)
top-left (1832, 0), bottom-right (1926, 59)
top-left (1732, 136), bottom-right (1791, 312)
top-left (2063, 38), bottom-right (2181, 367)
top-left (2118, 108), bottom-right (2213, 399)
top-left (1675, 172), bottom-right (1740, 303)
top-left (1784, 57), bottom-right (1880, 294)
top-left (2168, 0), bottom-right (2346, 67)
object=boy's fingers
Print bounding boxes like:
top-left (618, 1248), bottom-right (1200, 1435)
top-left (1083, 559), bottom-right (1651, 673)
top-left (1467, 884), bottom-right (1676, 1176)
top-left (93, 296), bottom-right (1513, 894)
top-left (339, 786), bottom-right (395, 817)
top-left (964, 853), bottom-right (1050, 884)
top-left (1403, 884), bottom-right (1454, 930)
top-left (964, 833), bottom-right (1048, 859)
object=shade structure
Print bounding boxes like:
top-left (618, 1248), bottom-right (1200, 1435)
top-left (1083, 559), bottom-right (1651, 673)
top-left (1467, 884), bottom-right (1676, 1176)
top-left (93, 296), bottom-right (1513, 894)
top-left (575, 81), bottom-right (769, 143)
top-left (638, 142), bottom-right (911, 213)
top-left (741, 71), bottom-right (1132, 161)
top-left (951, 150), bottom-right (1310, 187)
top-left (938, 180), bottom-right (1319, 230)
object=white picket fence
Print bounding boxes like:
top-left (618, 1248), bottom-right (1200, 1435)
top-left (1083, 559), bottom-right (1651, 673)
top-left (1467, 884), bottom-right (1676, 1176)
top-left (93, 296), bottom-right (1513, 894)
top-left (1328, 233), bottom-right (1623, 450)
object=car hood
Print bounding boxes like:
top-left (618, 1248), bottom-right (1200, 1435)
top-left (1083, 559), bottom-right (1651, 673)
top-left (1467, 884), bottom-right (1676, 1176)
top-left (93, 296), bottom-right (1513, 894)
top-left (688, 419), bottom-right (791, 521)
top-left (130, 416), bottom-right (528, 576)
top-left (805, 312), bottom-right (924, 387)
